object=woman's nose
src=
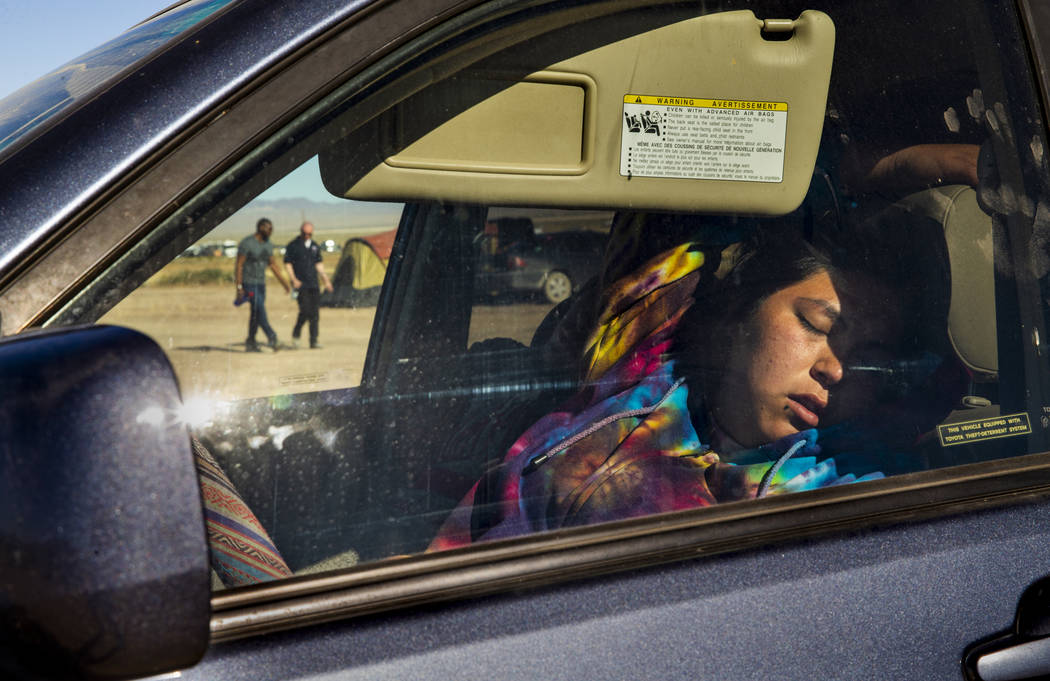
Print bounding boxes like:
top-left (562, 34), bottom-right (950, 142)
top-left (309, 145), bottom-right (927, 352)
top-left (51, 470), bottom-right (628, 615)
top-left (811, 349), bottom-right (844, 387)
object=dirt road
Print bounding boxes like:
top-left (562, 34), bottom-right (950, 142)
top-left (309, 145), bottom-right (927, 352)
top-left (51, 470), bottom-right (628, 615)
top-left (102, 284), bottom-right (552, 402)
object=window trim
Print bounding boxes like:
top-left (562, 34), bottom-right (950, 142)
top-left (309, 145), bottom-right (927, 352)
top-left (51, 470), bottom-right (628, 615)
top-left (211, 452), bottom-right (1050, 641)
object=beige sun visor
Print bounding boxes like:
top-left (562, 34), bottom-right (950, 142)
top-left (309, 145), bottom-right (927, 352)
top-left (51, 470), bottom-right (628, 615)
top-left (324, 9), bottom-right (835, 215)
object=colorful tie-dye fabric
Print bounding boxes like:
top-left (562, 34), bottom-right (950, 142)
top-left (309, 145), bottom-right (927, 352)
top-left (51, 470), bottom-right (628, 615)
top-left (429, 243), bottom-right (882, 551)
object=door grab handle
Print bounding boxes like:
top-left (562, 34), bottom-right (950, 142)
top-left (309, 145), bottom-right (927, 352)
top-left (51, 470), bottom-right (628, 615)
top-left (965, 576), bottom-right (1050, 680)
top-left (971, 635), bottom-right (1050, 681)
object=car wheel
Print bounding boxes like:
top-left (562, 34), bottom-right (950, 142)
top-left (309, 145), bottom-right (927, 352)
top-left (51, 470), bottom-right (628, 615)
top-left (543, 270), bottom-right (572, 304)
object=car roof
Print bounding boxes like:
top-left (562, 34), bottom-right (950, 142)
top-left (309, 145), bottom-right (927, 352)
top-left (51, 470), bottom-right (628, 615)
top-left (0, 0), bottom-right (381, 279)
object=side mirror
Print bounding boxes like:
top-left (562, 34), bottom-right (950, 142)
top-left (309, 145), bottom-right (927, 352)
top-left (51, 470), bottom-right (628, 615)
top-left (0, 326), bottom-right (210, 679)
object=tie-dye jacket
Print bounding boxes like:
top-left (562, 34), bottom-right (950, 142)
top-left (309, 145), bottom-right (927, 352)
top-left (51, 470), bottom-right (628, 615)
top-left (429, 243), bottom-right (883, 551)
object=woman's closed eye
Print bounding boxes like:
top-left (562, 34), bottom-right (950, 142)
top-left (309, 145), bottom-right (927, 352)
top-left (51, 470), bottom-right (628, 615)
top-left (796, 312), bottom-right (828, 336)
top-left (795, 298), bottom-right (840, 338)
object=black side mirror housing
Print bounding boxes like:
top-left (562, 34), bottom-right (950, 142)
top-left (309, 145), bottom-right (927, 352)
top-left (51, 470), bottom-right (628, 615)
top-left (0, 325), bottom-right (210, 679)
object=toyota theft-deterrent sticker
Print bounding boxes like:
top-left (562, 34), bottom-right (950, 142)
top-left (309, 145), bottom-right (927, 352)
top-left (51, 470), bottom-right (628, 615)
top-left (937, 412), bottom-right (1032, 447)
top-left (620, 95), bottom-right (787, 182)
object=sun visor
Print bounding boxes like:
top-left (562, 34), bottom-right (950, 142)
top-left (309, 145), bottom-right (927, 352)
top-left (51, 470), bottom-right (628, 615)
top-left (323, 9), bottom-right (834, 215)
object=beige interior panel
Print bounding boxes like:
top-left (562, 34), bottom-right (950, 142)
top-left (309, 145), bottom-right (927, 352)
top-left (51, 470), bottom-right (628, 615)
top-left (891, 185), bottom-right (998, 378)
top-left (386, 75), bottom-right (591, 174)
top-left (324, 9), bottom-right (835, 215)
top-left (940, 186), bottom-right (998, 377)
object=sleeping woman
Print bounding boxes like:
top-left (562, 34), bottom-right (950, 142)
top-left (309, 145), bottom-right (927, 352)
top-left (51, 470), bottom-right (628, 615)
top-left (430, 218), bottom-right (961, 550)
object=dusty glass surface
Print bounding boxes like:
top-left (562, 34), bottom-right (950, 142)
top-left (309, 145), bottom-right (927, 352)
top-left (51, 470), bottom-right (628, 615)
top-left (48, 0), bottom-right (1050, 587)
top-left (100, 159), bottom-right (404, 403)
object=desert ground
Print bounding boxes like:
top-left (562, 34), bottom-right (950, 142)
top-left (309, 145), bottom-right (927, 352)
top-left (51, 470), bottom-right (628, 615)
top-left (101, 268), bottom-right (553, 403)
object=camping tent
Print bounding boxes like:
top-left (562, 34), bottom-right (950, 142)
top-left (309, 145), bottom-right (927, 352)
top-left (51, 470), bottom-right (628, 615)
top-left (320, 228), bottom-right (397, 307)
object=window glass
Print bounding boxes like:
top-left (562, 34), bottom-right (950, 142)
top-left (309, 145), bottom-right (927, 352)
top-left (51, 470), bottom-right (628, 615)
top-left (99, 159), bottom-right (403, 402)
top-left (46, 0), bottom-right (1050, 587)
top-left (469, 208), bottom-right (613, 346)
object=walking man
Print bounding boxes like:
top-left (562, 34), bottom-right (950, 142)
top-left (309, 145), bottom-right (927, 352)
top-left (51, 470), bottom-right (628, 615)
top-left (235, 217), bottom-right (290, 352)
top-left (284, 221), bottom-right (334, 349)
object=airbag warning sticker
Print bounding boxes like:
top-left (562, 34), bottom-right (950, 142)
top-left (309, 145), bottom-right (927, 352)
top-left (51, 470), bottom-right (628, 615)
top-left (620, 95), bottom-right (787, 182)
top-left (937, 412), bottom-right (1032, 447)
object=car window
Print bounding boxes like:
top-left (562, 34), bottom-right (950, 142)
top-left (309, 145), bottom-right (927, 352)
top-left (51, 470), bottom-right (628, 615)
top-left (42, 0), bottom-right (1050, 587)
top-left (99, 160), bottom-right (403, 402)
top-left (470, 208), bottom-right (613, 345)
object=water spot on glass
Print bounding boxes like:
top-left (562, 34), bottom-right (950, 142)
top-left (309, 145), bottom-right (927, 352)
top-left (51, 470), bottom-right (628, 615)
top-left (1031, 135), bottom-right (1045, 169)
top-left (1022, 195), bottom-right (1036, 219)
top-left (984, 109), bottom-right (1000, 136)
top-left (992, 215), bottom-right (1015, 276)
top-left (318, 429), bottom-right (338, 450)
top-left (269, 424), bottom-right (295, 449)
top-left (967, 89), bottom-right (985, 122)
top-left (944, 106), bottom-right (960, 133)
top-left (1031, 201), bottom-right (1050, 278)
top-left (994, 102), bottom-right (1014, 144)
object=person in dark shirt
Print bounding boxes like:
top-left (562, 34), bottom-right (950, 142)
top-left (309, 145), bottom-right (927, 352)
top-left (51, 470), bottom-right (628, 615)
top-left (284, 221), bottom-right (334, 349)
top-left (235, 217), bottom-right (291, 352)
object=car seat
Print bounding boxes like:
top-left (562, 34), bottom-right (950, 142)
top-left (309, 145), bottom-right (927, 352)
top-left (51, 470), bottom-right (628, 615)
top-left (871, 184), bottom-right (1008, 468)
top-left (915, 185), bottom-right (997, 383)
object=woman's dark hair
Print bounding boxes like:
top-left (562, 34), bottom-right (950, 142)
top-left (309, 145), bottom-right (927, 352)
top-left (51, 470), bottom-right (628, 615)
top-left (675, 228), bottom-right (837, 392)
top-left (674, 215), bottom-right (953, 414)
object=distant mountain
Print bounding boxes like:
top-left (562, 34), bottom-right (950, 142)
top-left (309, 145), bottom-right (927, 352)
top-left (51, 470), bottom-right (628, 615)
top-left (208, 197), bottom-right (404, 239)
top-left (206, 197), bottom-right (615, 241)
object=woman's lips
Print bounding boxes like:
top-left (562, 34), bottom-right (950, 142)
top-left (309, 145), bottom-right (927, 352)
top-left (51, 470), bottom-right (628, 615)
top-left (787, 394), bottom-right (825, 428)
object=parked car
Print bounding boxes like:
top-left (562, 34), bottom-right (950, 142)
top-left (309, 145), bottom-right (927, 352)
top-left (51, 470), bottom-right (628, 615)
top-left (184, 241), bottom-right (233, 257)
top-left (475, 219), bottom-right (607, 303)
top-left (5, 1), bottom-right (1050, 680)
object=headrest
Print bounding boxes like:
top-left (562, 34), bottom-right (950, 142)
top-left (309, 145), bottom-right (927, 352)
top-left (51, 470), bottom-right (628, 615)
top-left (893, 185), bottom-right (997, 378)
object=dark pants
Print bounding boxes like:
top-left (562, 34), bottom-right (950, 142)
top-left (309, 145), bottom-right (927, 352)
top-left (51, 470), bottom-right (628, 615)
top-left (292, 286), bottom-right (320, 344)
top-left (245, 283), bottom-right (276, 345)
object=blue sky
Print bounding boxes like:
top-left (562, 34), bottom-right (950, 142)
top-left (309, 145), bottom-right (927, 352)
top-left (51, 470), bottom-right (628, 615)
top-left (0, 1), bottom-right (173, 100)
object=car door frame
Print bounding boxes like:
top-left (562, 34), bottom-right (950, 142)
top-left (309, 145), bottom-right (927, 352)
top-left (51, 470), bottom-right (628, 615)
top-left (7, 0), bottom-right (1050, 676)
